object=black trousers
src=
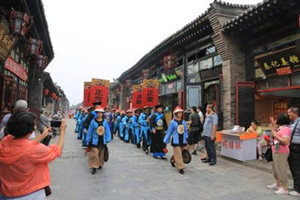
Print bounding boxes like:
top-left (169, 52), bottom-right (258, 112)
top-left (204, 136), bottom-right (216, 163)
top-left (288, 143), bottom-right (300, 192)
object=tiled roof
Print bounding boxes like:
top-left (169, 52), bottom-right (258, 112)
top-left (222, 0), bottom-right (295, 32)
top-left (118, 1), bottom-right (252, 81)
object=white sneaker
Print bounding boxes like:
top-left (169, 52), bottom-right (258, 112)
top-left (259, 156), bottom-right (263, 160)
top-left (289, 191), bottom-right (300, 197)
top-left (275, 187), bottom-right (288, 195)
top-left (267, 183), bottom-right (279, 190)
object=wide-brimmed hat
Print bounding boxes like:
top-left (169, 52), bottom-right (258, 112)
top-left (182, 149), bottom-right (192, 164)
top-left (143, 106), bottom-right (152, 110)
top-left (173, 106), bottom-right (184, 114)
top-left (94, 106), bottom-right (105, 113)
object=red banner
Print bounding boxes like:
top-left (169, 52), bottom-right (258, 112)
top-left (132, 92), bottom-right (143, 108)
top-left (142, 88), bottom-right (158, 107)
top-left (5, 57), bottom-right (28, 81)
top-left (90, 85), bottom-right (109, 107)
top-left (83, 88), bottom-right (91, 107)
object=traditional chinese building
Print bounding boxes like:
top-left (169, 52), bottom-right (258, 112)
top-left (223, 0), bottom-right (300, 129)
top-left (111, 1), bottom-right (252, 128)
top-left (0, 0), bottom-right (55, 117)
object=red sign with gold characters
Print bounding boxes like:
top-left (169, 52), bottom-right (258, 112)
top-left (5, 57), bottom-right (27, 81)
top-left (132, 85), bottom-right (143, 108)
top-left (132, 92), bottom-right (143, 108)
top-left (83, 82), bottom-right (91, 107)
top-left (89, 78), bottom-right (110, 107)
top-left (90, 86), bottom-right (109, 107)
top-left (141, 79), bottom-right (159, 107)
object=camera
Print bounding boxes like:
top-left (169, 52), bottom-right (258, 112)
top-left (51, 120), bottom-right (62, 128)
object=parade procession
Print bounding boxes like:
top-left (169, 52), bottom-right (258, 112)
top-left (74, 77), bottom-right (197, 175)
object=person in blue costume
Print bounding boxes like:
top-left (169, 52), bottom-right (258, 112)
top-left (118, 110), bottom-right (126, 139)
top-left (150, 104), bottom-right (168, 159)
top-left (139, 106), bottom-right (152, 154)
top-left (82, 101), bottom-right (101, 144)
top-left (124, 110), bottom-right (133, 143)
top-left (74, 108), bottom-right (81, 120)
top-left (164, 106), bottom-right (188, 175)
top-left (77, 108), bottom-right (87, 140)
top-left (81, 108), bottom-right (90, 145)
top-left (104, 107), bottom-right (113, 139)
top-left (131, 108), bottom-right (142, 147)
top-left (75, 108), bottom-right (84, 138)
top-left (113, 110), bottom-right (121, 135)
top-left (85, 106), bottom-right (111, 175)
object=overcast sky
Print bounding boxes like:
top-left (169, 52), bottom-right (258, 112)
top-left (43, 0), bottom-right (261, 105)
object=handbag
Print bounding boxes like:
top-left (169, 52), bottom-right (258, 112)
top-left (104, 145), bottom-right (109, 162)
top-left (265, 146), bottom-right (273, 162)
top-left (44, 186), bottom-right (52, 196)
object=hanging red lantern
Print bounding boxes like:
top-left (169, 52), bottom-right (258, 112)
top-left (10, 10), bottom-right (33, 37)
top-left (44, 88), bottom-right (49, 96)
top-left (51, 93), bottom-right (57, 100)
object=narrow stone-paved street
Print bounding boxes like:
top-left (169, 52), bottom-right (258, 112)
top-left (48, 119), bottom-right (292, 200)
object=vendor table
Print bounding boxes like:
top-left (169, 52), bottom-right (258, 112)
top-left (220, 132), bottom-right (257, 161)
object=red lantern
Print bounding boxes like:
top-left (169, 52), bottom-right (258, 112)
top-left (44, 88), bottom-right (49, 96)
top-left (51, 93), bottom-right (57, 100)
top-left (10, 10), bottom-right (33, 37)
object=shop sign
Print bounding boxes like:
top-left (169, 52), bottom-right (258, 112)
top-left (159, 69), bottom-right (179, 84)
top-left (256, 46), bottom-right (300, 77)
top-left (0, 22), bottom-right (17, 61)
top-left (222, 139), bottom-right (241, 150)
top-left (199, 65), bottom-right (222, 81)
top-left (5, 57), bottom-right (28, 81)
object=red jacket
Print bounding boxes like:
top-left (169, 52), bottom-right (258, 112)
top-left (0, 135), bottom-right (61, 197)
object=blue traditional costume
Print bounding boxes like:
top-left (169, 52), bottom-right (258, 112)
top-left (150, 104), bottom-right (168, 159)
top-left (85, 106), bottom-right (111, 174)
top-left (131, 109), bottom-right (142, 147)
top-left (118, 111), bottom-right (126, 139)
top-left (124, 110), bottom-right (133, 142)
top-left (164, 106), bottom-right (188, 174)
top-left (138, 106), bottom-right (152, 154)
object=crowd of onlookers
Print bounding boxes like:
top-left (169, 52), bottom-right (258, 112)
top-left (246, 107), bottom-right (300, 196)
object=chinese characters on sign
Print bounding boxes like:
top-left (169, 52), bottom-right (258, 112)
top-left (0, 22), bottom-right (17, 61)
top-left (90, 86), bottom-right (109, 107)
top-left (83, 82), bottom-right (91, 107)
top-left (142, 79), bottom-right (159, 107)
top-left (5, 57), bottom-right (28, 81)
top-left (256, 46), bottom-right (300, 77)
top-left (89, 78), bottom-right (110, 107)
top-left (132, 85), bottom-right (143, 108)
top-left (222, 139), bottom-right (241, 150)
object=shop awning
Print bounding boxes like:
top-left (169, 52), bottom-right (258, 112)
top-left (257, 86), bottom-right (300, 98)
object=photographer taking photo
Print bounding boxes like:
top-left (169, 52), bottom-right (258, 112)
top-left (0, 111), bottom-right (67, 199)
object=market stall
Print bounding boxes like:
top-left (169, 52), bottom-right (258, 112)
top-left (218, 129), bottom-right (257, 161)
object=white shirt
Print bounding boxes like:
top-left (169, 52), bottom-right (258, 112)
top-left (198, 111), bottom-right (204, 124)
